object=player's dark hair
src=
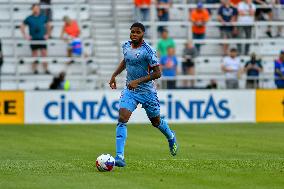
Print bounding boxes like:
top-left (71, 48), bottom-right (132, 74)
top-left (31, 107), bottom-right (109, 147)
top-left (130, 22), bottom-right (145, 32)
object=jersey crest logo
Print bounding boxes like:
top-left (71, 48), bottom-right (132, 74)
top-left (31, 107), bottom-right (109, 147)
top-left (136, 53), bottom-right (140, 58)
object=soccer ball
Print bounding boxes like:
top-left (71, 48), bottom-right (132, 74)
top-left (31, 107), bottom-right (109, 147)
top-left (96, 154), bottom-right (115, 172)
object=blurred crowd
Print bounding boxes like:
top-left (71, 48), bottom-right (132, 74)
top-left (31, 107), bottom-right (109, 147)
top-left (20, 1), bottom-right (82, 75)
top-left (7, 0), bottom-right (283, 90)
top-left (134, 0), bottom-right (284, 89)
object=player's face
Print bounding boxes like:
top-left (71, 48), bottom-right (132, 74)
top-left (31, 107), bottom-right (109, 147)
top-left (130, 27), bottom-right (144, 44)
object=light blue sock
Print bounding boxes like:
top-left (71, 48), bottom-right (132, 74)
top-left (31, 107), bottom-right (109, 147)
top-left (157, 118), bottom-right (174, 140)
top-left (116, 122), bottom-right (127, 159)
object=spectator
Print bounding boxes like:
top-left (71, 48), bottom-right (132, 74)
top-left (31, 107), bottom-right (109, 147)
top-left (254, 0), bottom-right (273, 37)
top-left (218, 0), bottom-right (238, 55)
top-left (221, 48), bottom-right (242, 89)
top-left (182, 41), bottom-right (198, 87)
top-left (237, 0), bottom-right (256, 55)
top-left (160, 47), bottom-right (178, 89)
top-left (157, 0), bottom-right (172, 32)
top-left (244, 53), bottom-right (263, 88)
top-left (49, 72), bottom-right (70, 90)
top-left (40, 0), bottom-right (52, 21)
top-left (134, 0), bottom-right (151, 22)
top-left (60, 16), bottom-right (82, 58)
top-left (274, 50), bottom-right (284, 89)
top-left (20, 3), bottom-right (51, 74)
top-left (157, 29), bottom-right (175, 57)
top-left (190, 2), bottom-right (210, 53)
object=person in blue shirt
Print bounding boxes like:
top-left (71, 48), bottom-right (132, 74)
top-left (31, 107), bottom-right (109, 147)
top-left (160, 47), bottom-right (178, 89)
top-left (274, 50), bottom-right (284, 89)
top-left (21, 3), bottom-right (51, 74)
top-left (109, 22), bottom-right (178, 167)
top-left (217, 0), bottom-right (238, 55)
top-left (244, 53), bottom-right (263, 88)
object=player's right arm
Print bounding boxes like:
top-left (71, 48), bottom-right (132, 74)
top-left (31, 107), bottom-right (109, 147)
top-left (109, 59), bottom-right (126, 89)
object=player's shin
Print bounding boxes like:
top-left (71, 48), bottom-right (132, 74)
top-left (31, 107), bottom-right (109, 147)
top-left (116, 122), bottom-right (127, 159)
top-left (157, 118), bottom-right (174, 140)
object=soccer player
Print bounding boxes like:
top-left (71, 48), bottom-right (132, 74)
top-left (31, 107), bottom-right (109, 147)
top-left (109, 23), bottom-right (178, 167)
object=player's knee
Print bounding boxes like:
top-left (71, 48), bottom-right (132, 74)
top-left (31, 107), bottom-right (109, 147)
top-left (118, 114), bottom-right (129, 123)
top-left (150, 118), bottom-right (160, 127)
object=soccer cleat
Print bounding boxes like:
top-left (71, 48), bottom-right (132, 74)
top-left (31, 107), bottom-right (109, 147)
top-left (168, 131), bottom-right (178, 156)
top-left (115, 156), bottom-right (126, 167)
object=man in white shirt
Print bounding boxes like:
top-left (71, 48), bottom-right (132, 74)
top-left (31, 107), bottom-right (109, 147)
top-left (221, 48), bottom-right (242, 89)
top-left (237, 0), bottom-right (256, 55)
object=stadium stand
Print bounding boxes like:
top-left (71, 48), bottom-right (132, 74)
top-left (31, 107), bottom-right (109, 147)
top-left (0, 0), bottom-right (284, 90)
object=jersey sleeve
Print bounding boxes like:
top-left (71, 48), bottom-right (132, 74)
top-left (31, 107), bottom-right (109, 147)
top-left (122, 41), bottom-right (129, 55)
top-left (147, 49), bottom-right (159, 67)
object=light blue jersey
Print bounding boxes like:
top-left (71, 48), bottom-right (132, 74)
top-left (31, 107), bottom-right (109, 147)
top-left (122, 41), bottom-right (159, 93)
top-left (115, 40), bottom-right (178, 163)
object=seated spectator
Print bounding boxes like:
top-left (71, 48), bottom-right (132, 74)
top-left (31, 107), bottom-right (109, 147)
top-left (218, 0), bottom-right (238, 55)
top-left (253, 0), bottom-right (273, 37)
top-left (237, 0), bottom-right (256, 55)
top-left (60, 16), bottom-right (82, 58)
top-left (160, 47), bottom-right (178, 89)
top-left (134, 0), bottom-right (151, 22)
top-left (182, 41), bottom-right (198, 87)
top-left (157, 0), bottom-right (172, 32)
top-left (20, 3), bottom-right (51, 74)
top-left (244, 53), bottom-right (263, 88)
top-left (157, 29), bottom-right (175, 57)
top-left (190, 2), bottom-right (210, 53)
top-left (221, 48), bottom-right (242, 89)
top-left (274, 50), bottom-right (284, 89)
top-left (49, 72), bottom-right (70, 90)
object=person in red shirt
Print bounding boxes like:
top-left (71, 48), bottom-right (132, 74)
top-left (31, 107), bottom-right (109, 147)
top-left (134, 0), bottom-right (151, 21)
top-left (190, 2), bottom-right (210, 53)
top-left (60, 16), bottom-right (81, 58)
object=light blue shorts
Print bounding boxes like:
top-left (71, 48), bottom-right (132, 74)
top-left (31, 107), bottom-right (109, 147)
top-left (119, 89), bottom-right (160, 118)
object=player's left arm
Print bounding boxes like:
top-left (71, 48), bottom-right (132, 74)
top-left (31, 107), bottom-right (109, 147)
top-left (127, 66), bottom-right (161, 90)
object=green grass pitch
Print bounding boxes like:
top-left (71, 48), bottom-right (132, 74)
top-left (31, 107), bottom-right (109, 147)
top-left (0, 123), bottom-right (284, 189)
